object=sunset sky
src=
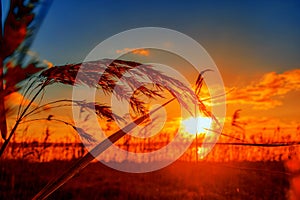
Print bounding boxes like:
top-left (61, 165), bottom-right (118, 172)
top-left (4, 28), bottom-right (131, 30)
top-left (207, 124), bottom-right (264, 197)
top-left (3, 2), bottom-right (300, 198)
top-left (13, 0), bottom-right (299, 140)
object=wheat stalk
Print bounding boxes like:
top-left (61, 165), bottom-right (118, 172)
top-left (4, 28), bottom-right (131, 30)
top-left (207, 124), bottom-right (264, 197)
top-left (39, 59), bottom-right (197, 112)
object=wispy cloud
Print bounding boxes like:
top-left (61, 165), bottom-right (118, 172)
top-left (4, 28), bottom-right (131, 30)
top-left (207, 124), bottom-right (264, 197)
top-left (226, 69), bottom-right (300, 109)
top-left (116, 48), bottom-right (150, 56)
top-left (42, 59), bottom-right (53, 68)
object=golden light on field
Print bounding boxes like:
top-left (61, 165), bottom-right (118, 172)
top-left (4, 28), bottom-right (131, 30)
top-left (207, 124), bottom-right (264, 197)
top-left (181, 117), bottom-right (212, 135)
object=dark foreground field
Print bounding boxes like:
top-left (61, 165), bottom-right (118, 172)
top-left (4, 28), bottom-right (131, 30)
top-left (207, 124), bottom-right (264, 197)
top-left (0, 160), bottom-right (289, 200)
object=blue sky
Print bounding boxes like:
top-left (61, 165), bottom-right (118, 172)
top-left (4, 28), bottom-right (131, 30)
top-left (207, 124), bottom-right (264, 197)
top-left (30, 0), bottom-right (300, 76)
top-left (28, 0), bottom-right (300, 122)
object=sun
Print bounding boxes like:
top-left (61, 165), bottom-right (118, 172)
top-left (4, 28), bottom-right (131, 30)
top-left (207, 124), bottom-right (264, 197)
top-left (181, 117), bottom-right (212, 135)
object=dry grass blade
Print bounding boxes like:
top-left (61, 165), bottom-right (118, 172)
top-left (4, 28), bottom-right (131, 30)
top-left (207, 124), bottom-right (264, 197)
top-left (21, 116), bottom-right (98, 143)
top-left (74, 101), bottom-right (125, 122)
top-left (231, 109), bottom-right (245, 131)
top-left (195, 69), bottom-right (213, 96)
top-left (194, 69), bottom-right (222, 129)
top-left (22, 99), bottom-right (124, 123)
top-left (232, 109), bottom-right (241, 124)
top-left (205, 128), bottom-right (246, 142)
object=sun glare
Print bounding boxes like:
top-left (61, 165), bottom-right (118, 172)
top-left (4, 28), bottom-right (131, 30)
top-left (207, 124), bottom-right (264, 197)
top-left (181, 117), bottom-right (212, 135)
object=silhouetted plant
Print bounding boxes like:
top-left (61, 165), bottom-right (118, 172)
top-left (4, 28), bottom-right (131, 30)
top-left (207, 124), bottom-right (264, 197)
top-left (32, 65), bottom-right (218, 199)
top-left (0, 0), bottom-right (51, 156)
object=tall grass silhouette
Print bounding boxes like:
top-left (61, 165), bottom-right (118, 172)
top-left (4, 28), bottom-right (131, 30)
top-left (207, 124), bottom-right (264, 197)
top-left (32, 65), bottom-right (214, 199)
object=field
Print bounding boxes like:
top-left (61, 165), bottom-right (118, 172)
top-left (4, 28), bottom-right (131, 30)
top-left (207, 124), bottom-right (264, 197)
top-left (0, 159), bottom-right (289, 200)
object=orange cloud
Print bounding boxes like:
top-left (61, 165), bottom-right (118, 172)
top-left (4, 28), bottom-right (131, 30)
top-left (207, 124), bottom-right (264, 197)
top-left (226, 69), bottom-right (300, 109)
top-left (42, 59), bottom-right (53, 68)
top-left (5, 92), bottom-right (37, 108)
top-left (116, 48), bottom-right (150, 56)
